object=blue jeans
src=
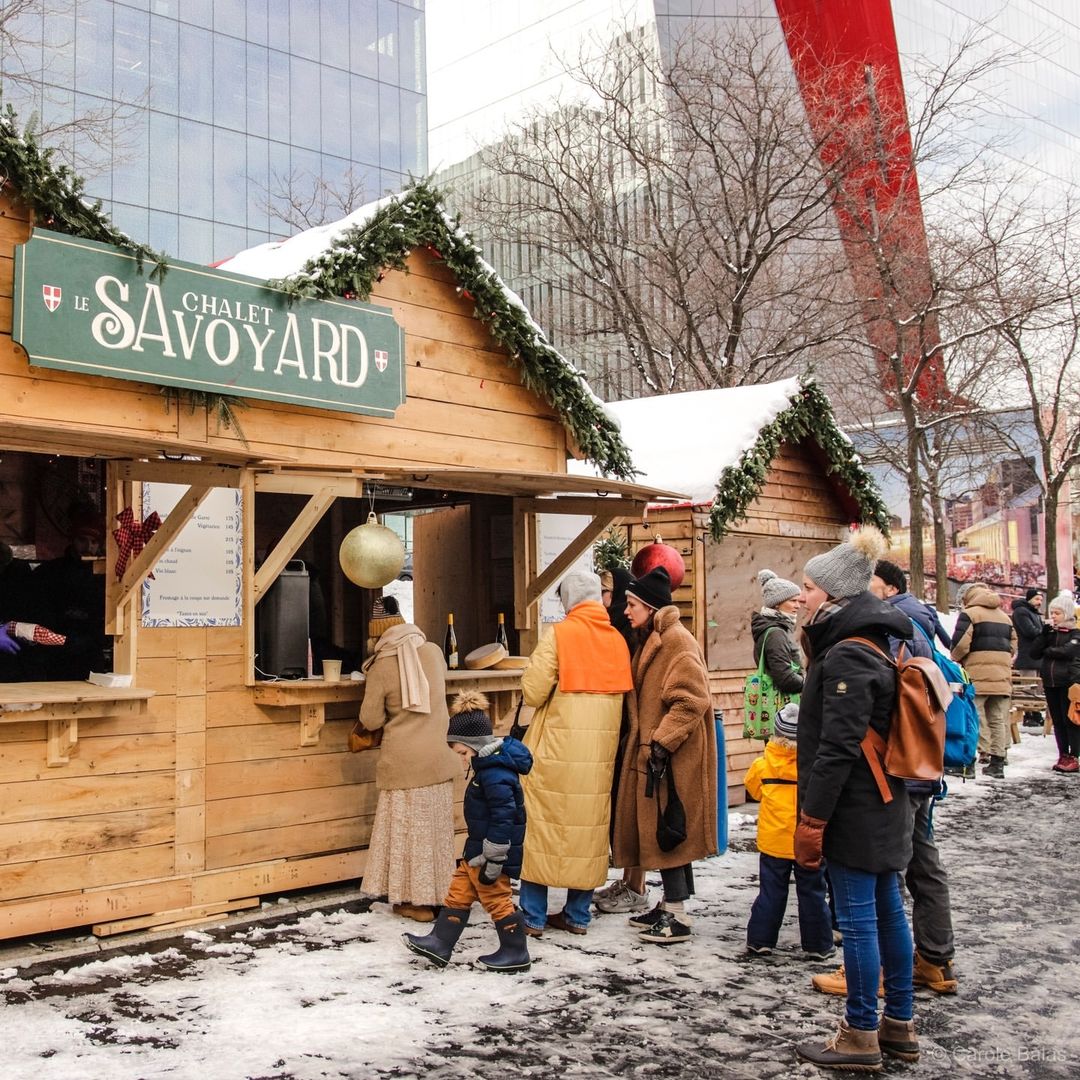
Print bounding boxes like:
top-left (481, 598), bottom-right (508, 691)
top-left (519, 880), bottom-right (594, 931)
top-left (828, 861), bottom-right (914, 1030)
top-left (746, 853), bottom-right (832, 953)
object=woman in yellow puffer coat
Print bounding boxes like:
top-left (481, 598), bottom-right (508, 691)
top-left (518, 570), bottom-right (633, 937)
top-left (743, 703), bottom-right (833, 958)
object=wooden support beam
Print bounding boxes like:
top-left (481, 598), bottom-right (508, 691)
top-left (514, 496), bottom-right (646, 518)
top-left (255, 472), bottom-right (366, 497)
top-left (512, 500), bottom-right (532, 632)
top-left (242, 469), bottom-right (257, 687)
top-left (115, 460), bottom-right (243, 488)
top-left (525, 514), bottom-right (619, 608)
top-left (253, 487), bottom-right (338, 606)
top-left (299, 703), bottom-right (325, 747)
top-left (46, 716), bottom-right (77, 767)
top-left (114, 485), bottom-right (213, 614)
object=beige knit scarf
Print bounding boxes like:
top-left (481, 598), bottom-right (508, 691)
top-left (363, 623), bottom-right (431, 714)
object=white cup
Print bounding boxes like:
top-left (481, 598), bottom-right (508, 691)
top-left (322, 659), bottom-right (343, 683)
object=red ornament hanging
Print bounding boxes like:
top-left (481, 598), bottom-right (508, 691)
top-left (631, 534), bottom-right (685, 589)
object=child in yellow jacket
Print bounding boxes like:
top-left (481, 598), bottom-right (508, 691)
top-left (743, 704), bottom-right (834, 958)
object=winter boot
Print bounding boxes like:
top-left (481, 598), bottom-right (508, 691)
top-left (982, 754), bottom-right (1005, 779)
top-left (878, 1016), bottom-right (920, 1062)
top-left (477, 910), bottom-right (531, 973)
top-left (1059, 755), bottom-right (1080, 773)
top-left (796, 1019), bottom-right (883, 1072)
top-left (402, 906), bottom-right (470, 968)
top-left (811, 964), bottom-right (884, 997)
top-left (913, 950), bottom-right (958, 994)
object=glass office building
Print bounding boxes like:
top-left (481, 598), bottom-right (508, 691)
top-left (1, 1), bottom-right (426, 264)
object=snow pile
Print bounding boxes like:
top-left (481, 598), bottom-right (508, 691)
top-left (2, 733), bottom-right (1078, 1078)
top-left (570, 378), bottom-right (804, 504)
top-left (215, 193), bottom-right (398, 281)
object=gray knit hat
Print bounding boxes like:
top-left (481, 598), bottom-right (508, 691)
top-left (773, 702), bottom-right (799, 741)
top-left (558, 569), bottom-right (602, 613)
top-left (804, 526), bottom-right (888, 600)
top-left (956, 581), bottom-right (982, 607)
top-left (758, 569), bottom-right (800, 609)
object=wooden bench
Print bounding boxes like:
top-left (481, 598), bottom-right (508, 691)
top-left (1010, 671), bottom-right (1050, 740)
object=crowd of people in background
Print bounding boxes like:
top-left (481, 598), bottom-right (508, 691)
top-left (350, 523), bottom-right (1078, 1072)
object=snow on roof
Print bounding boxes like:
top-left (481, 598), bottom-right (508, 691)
top-left (571, 377), bottom-right (803, 505)
top-left (215, 193), bottom-right (398, 280)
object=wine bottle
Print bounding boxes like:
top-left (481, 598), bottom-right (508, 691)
top-left (444, 613), bottom-right (459, 669)
top-left (495, 611), bottom-right (509, 650)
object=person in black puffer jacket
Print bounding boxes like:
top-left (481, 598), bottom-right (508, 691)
top-left (793, 527), bottom-right (918, 1073)
top-left (1029, 592), bottom-right (1080, 773)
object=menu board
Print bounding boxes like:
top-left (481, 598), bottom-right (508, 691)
top-left (538, 514), bottom-right (593, 623)
top-left (140, 484), bottom-right (243, 627)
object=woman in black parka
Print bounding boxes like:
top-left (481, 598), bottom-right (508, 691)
top-left (752, 568), bottom-right (805, 705)
top-left (793, 527), bottom-right (918, 1073)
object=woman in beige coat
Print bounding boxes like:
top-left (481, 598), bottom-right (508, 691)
top-left (612, 566), bottom-right (718, 944)
top-left (518, 570), bottom-right (633, 936)
top-left (357, 622), bottom-right (460, 922)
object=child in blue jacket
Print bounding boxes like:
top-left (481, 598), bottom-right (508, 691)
top-left (404, 690), bottom-right (533, 972)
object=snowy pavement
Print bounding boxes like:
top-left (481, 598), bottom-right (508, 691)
top-left (2, 730), bottom-right (1078, 1079)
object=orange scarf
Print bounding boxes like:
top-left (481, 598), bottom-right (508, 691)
top-left (554, 601), bottom-right (634, 693)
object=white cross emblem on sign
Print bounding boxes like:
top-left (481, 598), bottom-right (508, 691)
top-left (42, 284), bottom-right (62, 312)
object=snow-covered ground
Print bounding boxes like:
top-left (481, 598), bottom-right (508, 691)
top-left (1, 730), bottom-right (1078, 1079)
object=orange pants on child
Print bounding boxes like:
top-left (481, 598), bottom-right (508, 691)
top-left (444, 859), bottom-right (515, 921)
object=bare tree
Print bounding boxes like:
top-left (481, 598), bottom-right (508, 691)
top-left (817, 27), bottom-right (1028, 600)
top-left (257, 165), bottom-right (375, 234)
top-left (976, 194), bottom-right (1080, 596)
top-left (0, 0), bottom-right (143, 176)
top-left (457, 19), bottom-right (860, 398)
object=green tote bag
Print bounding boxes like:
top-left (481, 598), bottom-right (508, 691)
top-left (742, 626), bottom-right (800, 740)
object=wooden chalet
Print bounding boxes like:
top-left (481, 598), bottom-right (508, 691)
top-left (589, 380), bottom-right (890, 804)
top-left (0, 135), bottom-right (680, 942)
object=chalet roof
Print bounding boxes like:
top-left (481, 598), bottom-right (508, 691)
top-left (572, 377), bottom-right (889, 539)
top-left (217, 180), bottom-right (634, 480)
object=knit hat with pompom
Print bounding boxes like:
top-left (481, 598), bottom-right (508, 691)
top-left (446, 689), bottom-right (494, 750)
top-left (804, 525), bottom-right (889, 600)
top-left (758, 569), bottom-right (800, 609)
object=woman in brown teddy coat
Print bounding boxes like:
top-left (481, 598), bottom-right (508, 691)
top-left (611, 566), bottom-right (718, 944)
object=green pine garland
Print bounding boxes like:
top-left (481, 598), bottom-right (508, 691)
top-left (709, 379), bottom-right (890, 540)
top-left (0, 104), bottom-right (165, 274)
top-left (0, 103), bottom-right (246, 438)
top-left (270, 179), bottom-right (635, 480)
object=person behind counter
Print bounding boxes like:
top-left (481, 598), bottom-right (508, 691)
top-left (356, 621), bottom-right (460, 922)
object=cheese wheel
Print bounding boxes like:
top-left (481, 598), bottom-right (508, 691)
top-left (463, 643), bottom-right (508, 670)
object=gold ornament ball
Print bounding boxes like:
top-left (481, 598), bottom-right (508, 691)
top-left (338, 512), bottom-right (405, 588)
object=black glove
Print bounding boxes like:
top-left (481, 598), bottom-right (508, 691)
top-left (468, 839), bottom-right (509, 885)
top-left (649, 741), bottom-right (671, 777)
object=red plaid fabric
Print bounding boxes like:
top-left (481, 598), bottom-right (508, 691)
top-left (6, 621), bottom-right (66, 646)
top-left (113, 507), bottom-right (163, 581)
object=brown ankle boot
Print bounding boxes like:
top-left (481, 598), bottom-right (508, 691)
top-left (810, 963), bottom-right (885, 998)
top-left (796, 1019), bottom-right (883, 1071)
top-left (878, 1016), bottom-right (919, 1062)
top-left (913, 950), bottom-right (958, 994)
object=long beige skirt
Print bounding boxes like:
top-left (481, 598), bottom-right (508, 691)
top-left (360, 780), bottom-right (456, 906)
